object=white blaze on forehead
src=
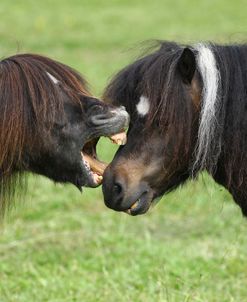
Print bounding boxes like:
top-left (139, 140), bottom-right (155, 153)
top-left (193, 43), bottom-right (220, 171)
top-left (46, 72), bottom-right (59, 84)
top-left (136, 95), bottom-right (150, 116)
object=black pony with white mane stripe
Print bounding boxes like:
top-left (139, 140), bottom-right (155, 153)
top-left (102, 41), bottom-right (247, 216)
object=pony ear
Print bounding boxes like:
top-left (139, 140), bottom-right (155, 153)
top-left (177, 48), bottom-right (196, 84)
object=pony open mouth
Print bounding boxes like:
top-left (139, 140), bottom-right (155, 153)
top-left (81, 131), bottom-right (127, 187)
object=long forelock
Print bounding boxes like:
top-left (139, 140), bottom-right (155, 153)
top-left (144, 43), bottom-right (222, 173)
top-left (142, 44), bottom-right (195, 160)
top-left (141, 43), bottom-right (186, 126)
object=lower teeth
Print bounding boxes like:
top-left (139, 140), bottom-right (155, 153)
top-left (82, 156), bottom-right (103, 184)
top-left (130, 199), bottom-right (140, 210)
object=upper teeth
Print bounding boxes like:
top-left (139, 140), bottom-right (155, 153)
top-left (109, 131), bottom-right (127, 145)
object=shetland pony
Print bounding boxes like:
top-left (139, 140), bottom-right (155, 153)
top-left (0, 53), bottom-right (129, 216)
top-left (102, 41), bottom-right (247, 216)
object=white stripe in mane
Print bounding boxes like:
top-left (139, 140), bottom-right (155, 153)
top-left (194, 43), bottom-right (220, 171)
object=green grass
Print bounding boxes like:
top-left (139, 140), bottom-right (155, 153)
top-left (0, 0), bottom-right (247, 301)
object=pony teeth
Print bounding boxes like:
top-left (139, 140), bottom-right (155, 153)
top-left (110, 131), bottom-right (127, 145)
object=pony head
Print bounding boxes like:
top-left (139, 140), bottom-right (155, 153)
top-left (102, 41), bottom-right (227, 215)
top-left (0, 54), bottom-right (129, 215)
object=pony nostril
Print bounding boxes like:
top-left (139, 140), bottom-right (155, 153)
top-left (113, 182), bottom-right (122, 195)
top-left (111, 181), bottom-right (125, 207)
top-left (91, 114), bottom-right (107, 124)
top-left (91, 114), bottom-right (115, 126)
top-left (103, 168), bottom-right (127, 211)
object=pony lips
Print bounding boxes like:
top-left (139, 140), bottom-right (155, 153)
top-left (125, 199), bottom-right (139, 214)
top-left (81, 131), bottom-right (127, 186)
top-left (125, 190), bottom-right (154, 215)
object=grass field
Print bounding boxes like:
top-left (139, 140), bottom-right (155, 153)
top-left (1, 1), bottom-right (247, 301)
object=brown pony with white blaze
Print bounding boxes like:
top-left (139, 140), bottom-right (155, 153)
top-left (0, 53), bottom-right (129, 217)
top-left (102, 41), bottom-right (247, 216)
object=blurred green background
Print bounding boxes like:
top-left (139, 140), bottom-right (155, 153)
top-left (0, 1), bottom-right (247, 301)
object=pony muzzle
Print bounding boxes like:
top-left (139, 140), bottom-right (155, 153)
top-left (103, 168), bottom-right (153, 215)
